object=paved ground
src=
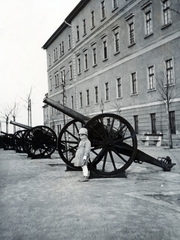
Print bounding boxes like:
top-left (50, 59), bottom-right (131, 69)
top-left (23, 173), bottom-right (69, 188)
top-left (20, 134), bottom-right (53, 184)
top-left (0, 146), bottom-right (180, 240)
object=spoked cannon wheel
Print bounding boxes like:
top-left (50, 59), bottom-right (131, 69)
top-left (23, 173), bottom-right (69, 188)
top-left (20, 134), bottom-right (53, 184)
top-left (14, 130), bottom-right (27, 153)
top-left (23, 126), bottom-right (57, 158)
top-left (58, 120), bottom-right (83, 170)
top-left (85, 113), bottom-right (137, 177)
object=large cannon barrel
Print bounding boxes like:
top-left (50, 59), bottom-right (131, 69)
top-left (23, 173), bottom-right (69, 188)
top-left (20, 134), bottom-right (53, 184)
top-left (1, 131), bottom-right (8, 135)
top-left (43, 97), bottom-right (89, 123)
top-left (10, 120), bottom-right (32, 130)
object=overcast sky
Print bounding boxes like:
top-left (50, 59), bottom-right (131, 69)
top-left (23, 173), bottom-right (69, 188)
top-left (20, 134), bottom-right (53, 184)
top-left (0, 0), bottom-right (80, 132)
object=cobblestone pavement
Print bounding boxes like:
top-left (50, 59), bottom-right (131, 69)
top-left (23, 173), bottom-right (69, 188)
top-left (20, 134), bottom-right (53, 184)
top-left (0, 146), bottom-right (180, 240)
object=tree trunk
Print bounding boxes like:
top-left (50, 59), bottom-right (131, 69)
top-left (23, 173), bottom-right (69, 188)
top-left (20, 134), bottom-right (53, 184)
top-left (6, 116), bottom-right (9, 134)
top-left (166, 101), bottom-right (173, 149)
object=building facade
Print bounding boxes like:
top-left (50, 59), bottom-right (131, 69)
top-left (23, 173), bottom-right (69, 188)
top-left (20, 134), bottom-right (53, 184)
top-left (42, 0), bottom-right (180, 145)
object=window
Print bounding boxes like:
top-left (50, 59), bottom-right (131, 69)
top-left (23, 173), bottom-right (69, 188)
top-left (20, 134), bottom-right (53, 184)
top-left (92, 44), bottom-right (97, 66)
top-left (105, 82), bottom-right (109, 101)
top-left (94, 86), bottom-right (98, 104)
top-left (134, 115), bottom-right (138, 134)
top-left (48, 54), bottom-right (51, 67)
top-left (59, 42), bottom-right (64, 57)
top-left (162, 0), bottom-right (171, 26)
top-left (79, 92), bottom-right (83, 108)
top-left (60, 68), bottom-right (65, 85)
top-left (117, 78), bottom-right (122, 98)
top-left (129, 22), bottom-right (135, 45)
top-left (91, 11), bottom-right (95, 29)
top-left (141, 1), bottom-right (153, 37)
top-left (169, 111), bottom-right (176, 134)
top-left (83, 19), bottom-right (86, 36)
top-left (86, 89), bottom-right (90, 106)
top-left (69, 62), bottom-right (73, 80)
top-left (68, 35), bottom-right (71, 49)
top-left (54, 72), bottom-right (59, 88)
top-left (102, 36), bottom-right (108, 60)
top-left (76, 25), bottom-right (80, 42)
top-left (49, 76), bottom-right (52, 91)
top-left (112, 0), bottom-right (118, 10)
top-left (165, 59), bottom-right (174, 85)
top-left (113, 27), bottom-right (120, 54)
top-left (77, 56), bottom-right (81, 75)
top-left (148, 66), bottom-right (155, 90)
top-left (84, 51), bottom-right (88, 71)
top-left (150, 113), bottom-right (156, 134)
top-left (53, 47), bottom-right (58, 62)
top-left (145, 11), bottom-right (152, 36)
top-left (131, 72), bottom-right (137, 94)
top-left (125, 14), bottom-right (135, 46)
top-left (101, 1), bottom-right (106, 20)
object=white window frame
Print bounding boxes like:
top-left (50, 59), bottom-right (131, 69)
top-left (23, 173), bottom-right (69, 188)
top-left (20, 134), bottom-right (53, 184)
top-left (101, 35), bottom-right (108, 61)
top-left (125, 14), bottom-right (135, 47)
top-left (60, 67), bottom-right (65, 86)
top-left (165, 58), bottom-right (174, 85)
top-left (130, 72), bottom-right (138, 95)
top-left (91, 11), bottom-right (95, 29)
top-left (162, 0), bottom-right (172, 27)
top-left (54, 71), bottom-right (59, 88)
top-left (116, 78), bottom-right (122, 98)
top-left (91, 43), bottom-right (97, 66)
top-left (83, 50), bottom-right (88, 71)
top-left (77, 55), bottom-right (81, 75)
top-left (105, 82), bottom-right (110, 101)
top-left (141, 1), bottom-right (153, 37)
top-left (101, 1), bottom-right (106, 20)
top-left (69, 62), bottom-right (73, 80)
top-left (147, 65), bottom-right (155, 90)
top-left (112, 0), bottom-right (118, 11)
top-left (112, 26), bottom-right (120, 54)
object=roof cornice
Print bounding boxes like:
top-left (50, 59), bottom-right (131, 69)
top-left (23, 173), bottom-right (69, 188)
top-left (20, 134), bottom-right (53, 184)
top-left (42, 0), bottom-right (91, 49)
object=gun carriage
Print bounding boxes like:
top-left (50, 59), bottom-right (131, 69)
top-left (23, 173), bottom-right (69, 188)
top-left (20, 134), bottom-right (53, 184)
top-left (43, 97), bottom-right (176, 178)
top-left (10, 121), bottom-right (57, 159)
top-left (0, 131), bottom-right (15, 150)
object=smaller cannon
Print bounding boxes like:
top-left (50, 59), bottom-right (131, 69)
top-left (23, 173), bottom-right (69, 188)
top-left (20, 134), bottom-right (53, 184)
top-left (43, 97), bottom-right (176, 178)
top-left (10, 121), bottom-right (57, 159)
top-left (0, 131), bottom-right (15, 150)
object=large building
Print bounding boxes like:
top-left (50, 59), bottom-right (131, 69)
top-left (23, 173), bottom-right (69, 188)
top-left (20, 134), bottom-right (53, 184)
top-left (42, 0), bottom-right (180, 145)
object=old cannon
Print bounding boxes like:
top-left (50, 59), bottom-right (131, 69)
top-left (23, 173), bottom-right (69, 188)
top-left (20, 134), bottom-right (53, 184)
top-left (0, 131), bottom-right (15, 150)
top-left (43, 97), bottom-right (176, 178)
top-left (10, 120), bottom-right (57, 159)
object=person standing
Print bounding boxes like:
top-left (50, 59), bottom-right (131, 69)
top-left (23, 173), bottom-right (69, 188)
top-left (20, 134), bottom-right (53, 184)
top-left (72, 128), bottom-right (91, 182)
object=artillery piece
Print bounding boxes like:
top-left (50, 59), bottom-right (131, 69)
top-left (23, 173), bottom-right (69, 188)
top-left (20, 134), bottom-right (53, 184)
top-left (43, 97), bottom-right (176, 178)
top-left (1, 131), bottom-right (15, 150)
top-left (10, 121), bottom-right (57, 159)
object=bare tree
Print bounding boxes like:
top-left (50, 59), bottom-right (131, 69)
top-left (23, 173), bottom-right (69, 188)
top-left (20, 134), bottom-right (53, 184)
top-left (0, 104), bottom-right (14, 133)
top-left (111, 101), bottom-right (121, 115)
top-left (12, 101), bottom-right (20, 133)
top-left (21, 86), bottom-right (33, 126)
top-left (156, 72), bottom-right (178, 149)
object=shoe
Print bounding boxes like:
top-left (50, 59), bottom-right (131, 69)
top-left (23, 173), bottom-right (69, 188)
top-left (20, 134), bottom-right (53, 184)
top-left (78, 176), bottom-right (89, 182)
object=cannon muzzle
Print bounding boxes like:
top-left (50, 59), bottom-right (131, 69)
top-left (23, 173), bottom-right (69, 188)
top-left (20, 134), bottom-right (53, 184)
top-left (43, 97), bottom-right (89, 123)
top-left (10, 121), bottom-right (32, 130)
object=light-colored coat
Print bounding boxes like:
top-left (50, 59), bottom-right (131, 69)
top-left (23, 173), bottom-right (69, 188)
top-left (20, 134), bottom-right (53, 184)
top-left (72, 138), bottom-right (91, 167)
